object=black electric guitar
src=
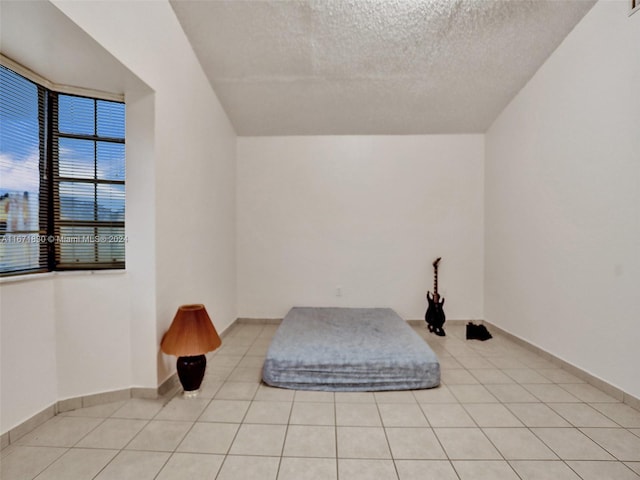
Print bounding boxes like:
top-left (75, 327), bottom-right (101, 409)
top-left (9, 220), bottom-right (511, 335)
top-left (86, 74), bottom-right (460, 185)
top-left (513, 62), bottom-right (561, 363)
top-left (425, 257), bottom-right (446, 336)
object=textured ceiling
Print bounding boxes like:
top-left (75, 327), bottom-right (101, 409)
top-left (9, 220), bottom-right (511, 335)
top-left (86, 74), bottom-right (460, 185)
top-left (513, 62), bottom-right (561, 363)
top-left (170, 0), bottom-right (596, 136)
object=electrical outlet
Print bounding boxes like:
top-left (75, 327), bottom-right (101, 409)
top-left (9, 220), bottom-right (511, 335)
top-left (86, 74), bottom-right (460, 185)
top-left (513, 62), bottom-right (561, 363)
top-left (336, 286), bottom-right (342, 297)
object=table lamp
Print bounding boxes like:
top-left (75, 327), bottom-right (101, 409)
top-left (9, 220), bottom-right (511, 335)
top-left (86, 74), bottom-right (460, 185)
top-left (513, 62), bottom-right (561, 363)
top-left (160, 304), bottom-right (222, 397)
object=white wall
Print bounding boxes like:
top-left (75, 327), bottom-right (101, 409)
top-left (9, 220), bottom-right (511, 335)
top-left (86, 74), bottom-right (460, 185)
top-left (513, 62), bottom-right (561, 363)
top-left (0, 0), bottom-right (238, 434)
top-left (0, 0), bottom-right (154, 433)
top-left (54, 274), bottom-right (133, 399)
top-left (485, 0), bottom-right (640, 398)
top-left (0, 278), bottom-right (57, 434)
top-left (238, 135), bottom-right (484, 320)
top-left (52, 0), bottom-right (238, 385)
top-left (2, 0), bottom-right (636, 437)
top-left (1, 271), bottom-right (139, 433)
top-left (123, 88), bottom-right (158, 388)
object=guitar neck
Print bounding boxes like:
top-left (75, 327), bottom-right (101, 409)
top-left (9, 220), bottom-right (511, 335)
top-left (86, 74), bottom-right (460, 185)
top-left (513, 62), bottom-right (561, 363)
top-left (433, 267), bottom-right (438, 297)
top-left (432, 258), bottom-right (441, 299)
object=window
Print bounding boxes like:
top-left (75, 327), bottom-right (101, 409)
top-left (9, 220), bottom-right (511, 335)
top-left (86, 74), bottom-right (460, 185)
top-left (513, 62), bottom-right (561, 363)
top-left (0, 66), bottom-right (45, 274)
top-left (0, 65), bottom-right (125, 276)
top-left (53, 95), bottom-right (126, 269)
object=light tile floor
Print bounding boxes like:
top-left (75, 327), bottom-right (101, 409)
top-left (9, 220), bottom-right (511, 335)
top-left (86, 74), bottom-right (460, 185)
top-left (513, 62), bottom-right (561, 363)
top-left (2, 323), bottom-right (640, 480)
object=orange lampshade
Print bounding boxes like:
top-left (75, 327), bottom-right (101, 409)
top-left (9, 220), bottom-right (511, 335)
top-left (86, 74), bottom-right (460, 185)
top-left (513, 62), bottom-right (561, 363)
top-left (160, 304), bottom-right (222, 357)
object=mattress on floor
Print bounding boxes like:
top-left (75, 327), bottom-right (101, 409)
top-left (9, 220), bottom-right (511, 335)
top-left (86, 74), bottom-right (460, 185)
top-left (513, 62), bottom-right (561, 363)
top-left (262, 307), bottom-right (440, 391)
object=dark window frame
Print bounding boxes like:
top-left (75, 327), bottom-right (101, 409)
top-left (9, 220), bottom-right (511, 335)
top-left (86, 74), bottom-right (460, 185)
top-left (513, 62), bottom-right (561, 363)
top-left (50, 93), bottom-right (126, 270)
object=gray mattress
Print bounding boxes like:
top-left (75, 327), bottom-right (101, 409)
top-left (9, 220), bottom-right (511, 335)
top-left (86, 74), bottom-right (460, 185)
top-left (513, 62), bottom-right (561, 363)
top-left (262, 307), bottom-right (440, 391)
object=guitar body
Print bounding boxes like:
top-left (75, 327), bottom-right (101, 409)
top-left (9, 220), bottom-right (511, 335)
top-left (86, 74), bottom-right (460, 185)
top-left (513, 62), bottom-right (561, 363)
top-left (425, 257), bottom-right (446, 336)
top-left (426, 292), bottom-right (446, 336)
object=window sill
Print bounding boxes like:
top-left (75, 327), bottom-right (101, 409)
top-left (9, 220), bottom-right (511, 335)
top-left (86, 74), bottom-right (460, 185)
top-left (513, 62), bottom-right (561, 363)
top-left (0, 269), bottom-right (127, 285)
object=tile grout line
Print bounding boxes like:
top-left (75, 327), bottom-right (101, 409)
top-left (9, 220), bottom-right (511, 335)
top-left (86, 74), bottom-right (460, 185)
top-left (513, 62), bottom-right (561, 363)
top-left (470, 333), bottom-right (583, 480)
top-left (472, 337), bottom-right (623, 480)
top-left (7, 322), bottom-right (640, 480)
top-left (213, 323), bottom-right (267, 480)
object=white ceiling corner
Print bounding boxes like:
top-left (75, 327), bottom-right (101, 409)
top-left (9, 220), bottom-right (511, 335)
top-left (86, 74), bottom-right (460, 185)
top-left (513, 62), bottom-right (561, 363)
top-left (169, 0), bottom-right (597, 136)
